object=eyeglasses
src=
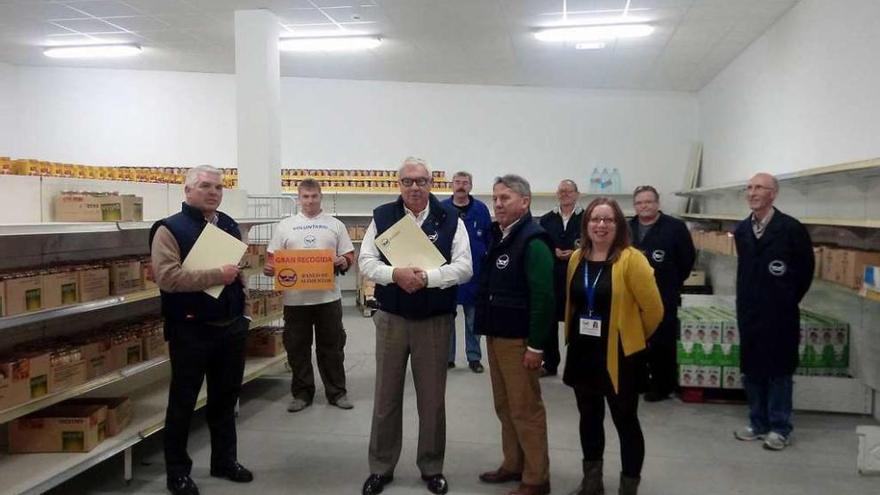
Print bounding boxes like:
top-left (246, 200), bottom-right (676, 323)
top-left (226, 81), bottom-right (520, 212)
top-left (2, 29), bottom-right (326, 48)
top-left (589, 217), bottom-right (616, 225)
top-left (745, 184), bottom-right (775, 192)
top-left (399, 177), bottom-right (430, 187)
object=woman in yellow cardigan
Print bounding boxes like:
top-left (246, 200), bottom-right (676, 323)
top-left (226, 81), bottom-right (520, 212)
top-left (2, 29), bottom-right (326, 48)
top-left (562, 198), bottom-right (663, 495)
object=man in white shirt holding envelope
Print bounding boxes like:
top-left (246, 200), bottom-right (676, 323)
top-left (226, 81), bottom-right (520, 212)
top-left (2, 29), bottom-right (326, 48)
top-left (358, 157), bottom-right (472, 495)
top-left (264, 178), bottom-right (355, 413)
top-left (149, 165), bottom-right (252, 495)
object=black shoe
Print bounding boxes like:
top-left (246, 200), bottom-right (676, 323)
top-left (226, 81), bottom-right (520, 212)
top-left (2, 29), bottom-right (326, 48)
top-left (468, 360), bottom-right (484, 373)
top-left (167, 475), bottom-right (199, 495)
top-left (447, 361), bottom-right (456, 369)
top-left (421, 473), bottom-right (449, 494)
top-left (362, 473), bottom-right (394, 495)
top-left (210, 462), bottom-right (254, 483)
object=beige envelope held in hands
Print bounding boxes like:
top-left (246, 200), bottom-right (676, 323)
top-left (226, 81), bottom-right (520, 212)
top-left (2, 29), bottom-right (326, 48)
top-left (181, 223), bottom-right (248, 298)
top-left (374, 215), bottom-right (446, 269)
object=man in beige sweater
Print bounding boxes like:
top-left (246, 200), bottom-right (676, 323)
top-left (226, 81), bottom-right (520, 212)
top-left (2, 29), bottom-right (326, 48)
top-left (150, 165), bottom-right (253, 495)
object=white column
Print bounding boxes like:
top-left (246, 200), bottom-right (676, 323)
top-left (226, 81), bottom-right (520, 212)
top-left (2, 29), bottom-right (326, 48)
top-left (235, 9), bottom-right (281, 195)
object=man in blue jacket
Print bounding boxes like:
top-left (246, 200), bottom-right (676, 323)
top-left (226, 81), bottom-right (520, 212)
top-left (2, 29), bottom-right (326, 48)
top-left (733, 173), bottom-right (813, 451)
top-left (442, 171), bottom-right (492, 373)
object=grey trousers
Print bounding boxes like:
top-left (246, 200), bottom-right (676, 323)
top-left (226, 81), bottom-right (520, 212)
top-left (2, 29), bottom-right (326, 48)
top-left (368, 310), bottom-right (453, 476)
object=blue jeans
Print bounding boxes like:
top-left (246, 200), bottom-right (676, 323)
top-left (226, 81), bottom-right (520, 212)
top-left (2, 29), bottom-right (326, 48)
top-left (448, 304), bottom-right (482, 363)
top-left (742, 374), bottom-right (793, 438)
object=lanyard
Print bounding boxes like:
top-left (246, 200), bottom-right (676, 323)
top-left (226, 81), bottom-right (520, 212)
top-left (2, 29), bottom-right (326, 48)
top-left (583, 261), bottom-right (604, 317)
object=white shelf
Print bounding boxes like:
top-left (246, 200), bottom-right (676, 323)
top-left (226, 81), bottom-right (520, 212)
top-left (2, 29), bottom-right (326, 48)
top-left (0, 289), bottom-right (160, 331)
top-left (682, 213), bottom-right (880, 228)
top-left (0, 217), bottom-right (281, 237)
top-left (676, 157), bottom-right (880, 197)
top-left (0, 353), bottom-right (288, 495)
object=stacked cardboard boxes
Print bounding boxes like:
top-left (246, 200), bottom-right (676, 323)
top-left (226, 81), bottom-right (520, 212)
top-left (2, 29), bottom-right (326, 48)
top-left (819, 247), bottom-right (880, 290)
top-left (53, 192), bottom-right (143, 222)
top-left (678, 305), bottom-right (850, 389)
top-left (8, 396), bottom-right (132, 453)
top-left (246, 327), bottom-right (285, 357)
top-left (281, 168), bottom-right (452, 193)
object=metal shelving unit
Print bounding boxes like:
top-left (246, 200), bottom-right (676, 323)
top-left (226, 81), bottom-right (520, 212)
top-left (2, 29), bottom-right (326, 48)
top-left (0, 352), bottom-right (288, 495)
top-left (0, 288), bottom-right (160, 331)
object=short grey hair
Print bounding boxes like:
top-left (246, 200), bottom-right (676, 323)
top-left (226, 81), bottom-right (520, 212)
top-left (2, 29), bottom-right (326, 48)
top-left (185, 165), bottom-right (222, 187)
top-left (298, 178), bottom-right (322, 194)
top-left (453, 171), bottom-right (473, 182)
top-left (494, 174), bottom-right (531, 197)
top-left (399, 156), bottom-right (432, 177)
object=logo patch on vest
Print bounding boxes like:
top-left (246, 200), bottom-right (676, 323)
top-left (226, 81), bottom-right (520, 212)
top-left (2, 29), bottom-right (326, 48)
top-left (304, 234), bottom-right (316, 247)
top-left (427, 232), bottom-right (439, 243)
top-left (768, 260), bottom-right (787, 276)
top-left (277, 268), bottom-right (298, 287)
top-left (652, 249), bottom-right (666, 263)
top-left (496, 254), bottom-right (510, 270)
top-left (380, 238), bottom-right (390, 248)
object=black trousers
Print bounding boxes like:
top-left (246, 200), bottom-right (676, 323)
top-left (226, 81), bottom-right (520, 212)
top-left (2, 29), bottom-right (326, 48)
top-left (574, 381), bottom-right (644, 478)
top-left (164, 317), bottom-right (248, 478)
top-left (645, 310), bottom-right (679, 396)
top-left (283, 300), bottom-right (347, 403)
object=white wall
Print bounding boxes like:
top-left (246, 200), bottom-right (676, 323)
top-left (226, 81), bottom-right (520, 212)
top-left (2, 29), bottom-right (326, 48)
top-left (0, 63), bottom-right (16, 156)
top-left (699, 0), bottom-right (880, 185)
top-left (282, 77), bottom-right (698, 194)
top-left (6, 65), bottom-right (699, 199)
top-left (14, 66), bottom-right (237, 167)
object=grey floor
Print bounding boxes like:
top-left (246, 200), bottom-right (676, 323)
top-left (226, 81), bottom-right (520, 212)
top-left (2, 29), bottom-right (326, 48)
top-left (48, 304), bottom-right (878, 495)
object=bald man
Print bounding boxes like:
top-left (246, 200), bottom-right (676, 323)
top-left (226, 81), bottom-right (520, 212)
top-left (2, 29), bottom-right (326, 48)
top-left (732, 173), bottom-right (813, 451)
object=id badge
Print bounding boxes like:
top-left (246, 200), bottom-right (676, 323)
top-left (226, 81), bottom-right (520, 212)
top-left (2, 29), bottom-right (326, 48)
top-left (579, 317), bottom-right (602, 337)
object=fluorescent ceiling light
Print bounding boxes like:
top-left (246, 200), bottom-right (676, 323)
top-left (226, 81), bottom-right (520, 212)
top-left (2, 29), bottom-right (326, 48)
top-left (278, 36), bottom-right (381, 52)
top-left (575, 42), bottom-right (606, 50)
top-left (43, 43), bottom-right (142, 58)
top-left (534, 24), bottom-right (654, 42)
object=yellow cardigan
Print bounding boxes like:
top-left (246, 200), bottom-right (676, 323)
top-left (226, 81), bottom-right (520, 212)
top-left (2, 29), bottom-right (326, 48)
top-left (564, 246), bottom-right (664, 393)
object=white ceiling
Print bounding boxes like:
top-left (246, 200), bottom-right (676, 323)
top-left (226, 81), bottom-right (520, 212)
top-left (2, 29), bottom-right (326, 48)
top-left (0, 0), bottom-right (799, 91)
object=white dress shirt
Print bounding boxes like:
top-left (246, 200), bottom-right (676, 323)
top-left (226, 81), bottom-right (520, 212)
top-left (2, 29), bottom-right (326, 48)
top-left (359, 202), bottom-right (472, 288)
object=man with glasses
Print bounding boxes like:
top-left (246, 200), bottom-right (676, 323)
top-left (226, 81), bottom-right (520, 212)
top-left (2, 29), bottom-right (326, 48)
top-left (538, 179), bottom-right (583, 377)
top-left (442, 171), bottom-right (492, 372)
top-left (733, 173), bottom-right (813, 451)
top-left (628, 185), bottom-right (695, 401)
top-left (359, 157), bottom-right (473, 495)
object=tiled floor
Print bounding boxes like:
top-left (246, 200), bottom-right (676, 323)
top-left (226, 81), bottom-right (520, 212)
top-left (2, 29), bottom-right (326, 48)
top-left (48, 304), bottom-right (878, 494)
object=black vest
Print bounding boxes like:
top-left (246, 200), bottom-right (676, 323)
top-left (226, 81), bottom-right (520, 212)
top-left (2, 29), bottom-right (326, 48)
top-left (475, 212), bottom-right (551, 338)
top-left (149, 202), bottom-right (246, 324)
top-left (373, 194), bottom-right (458, 320)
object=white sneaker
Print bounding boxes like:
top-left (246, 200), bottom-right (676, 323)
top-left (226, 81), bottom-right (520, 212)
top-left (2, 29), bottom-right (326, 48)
top-left (734, 426), bottom-right (766, 441)
top-left (763, 432), bottom-right (791, 450)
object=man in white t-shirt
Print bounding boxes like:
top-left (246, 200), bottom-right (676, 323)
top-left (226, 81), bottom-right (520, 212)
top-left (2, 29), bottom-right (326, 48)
top-left (265, 178), bottom-right (356, 413)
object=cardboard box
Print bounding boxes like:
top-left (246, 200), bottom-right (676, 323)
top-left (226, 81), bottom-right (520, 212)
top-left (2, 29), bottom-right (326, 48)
top-left (0, 352), bottom-right (50, 409)
top-left (246, 328), bottom-right (285, 357)
top-left (140, 324), bottom-right (168, 360)
top-left (79, 338), bottom-right (115, 379)
top-left (49, 348), bottom-right (88, 393)
top-left (110, 260), bottom-right (144, 295)
top-left (78, 267), bottom-right (110, 302)
top-left (4, 275), bottom-right (43, 315)
top-left (53, 193), bottom-right (103, 222)
top-left (65, 397), bottom-right (131, 437)
top-left (142, 263), bottom-right (158, 290)
top-left (119, 195), bottom-right (143, 222)
top-left (110, 332), bottom-right (143, 370)
top-left (42, 271), bottom-right (79, 309)
top-left (835, 250), bottom-right (880, 290)
top-left (722, 367), bottom-right (743, 389)
top-left (9, 403), bottom-right (107, 453)
top-left (0, 279), bottom-right (4, 317)
top-left (265, 292), bottom-right (283, 315)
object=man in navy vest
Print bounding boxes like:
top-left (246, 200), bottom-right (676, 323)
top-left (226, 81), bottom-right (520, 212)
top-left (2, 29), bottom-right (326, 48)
top-left (476, 175), bottom-right (554, 495)
top-left (150, 165), bottom-right (253, 495)
top-left (538, 179), bottom-right (583, 377)
top-left (358, 157), bottom-right (473, 495)
top-left (441, 170), bottom-right (492, 373)
top-left (733, 173), bottom-right (813, 451)
top-left (628, 185), bottom-right (695, 401)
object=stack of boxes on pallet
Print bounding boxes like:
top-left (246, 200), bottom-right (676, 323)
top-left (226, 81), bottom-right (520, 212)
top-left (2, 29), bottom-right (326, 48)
top-left (677, 305), bottom-right (850, 389)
